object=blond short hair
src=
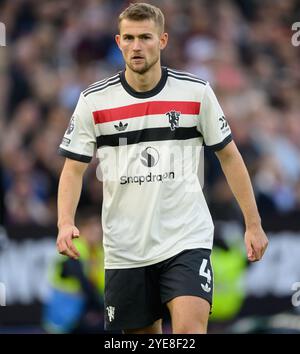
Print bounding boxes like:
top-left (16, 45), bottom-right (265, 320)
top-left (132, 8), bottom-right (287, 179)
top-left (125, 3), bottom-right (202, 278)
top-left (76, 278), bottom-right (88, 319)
top-left (118, 3), bottom-right (165, 33)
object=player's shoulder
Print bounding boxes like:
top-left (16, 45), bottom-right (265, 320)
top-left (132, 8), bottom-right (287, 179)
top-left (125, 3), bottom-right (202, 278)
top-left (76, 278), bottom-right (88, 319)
top-left (81, 72), bottom-right (121, 98)
top-left (167, 67), bottom-right (208, 86)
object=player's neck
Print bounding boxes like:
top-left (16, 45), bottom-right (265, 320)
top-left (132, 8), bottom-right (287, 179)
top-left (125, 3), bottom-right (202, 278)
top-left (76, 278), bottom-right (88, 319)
top-left (125, 63), bottom-right (162, 92)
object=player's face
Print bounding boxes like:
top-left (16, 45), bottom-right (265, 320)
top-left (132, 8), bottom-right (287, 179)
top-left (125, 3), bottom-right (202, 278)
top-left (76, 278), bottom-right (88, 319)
top-left (116, 19), bottom-right (168, 74)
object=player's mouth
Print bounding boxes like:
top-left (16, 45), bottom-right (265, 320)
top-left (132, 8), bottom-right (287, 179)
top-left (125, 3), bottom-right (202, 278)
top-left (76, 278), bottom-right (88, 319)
top-left (131, 55), bottom-right (145, 62)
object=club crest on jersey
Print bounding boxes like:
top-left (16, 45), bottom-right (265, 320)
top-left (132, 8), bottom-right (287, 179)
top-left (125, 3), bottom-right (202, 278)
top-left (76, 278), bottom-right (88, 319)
top-left (166, 110), bottom-right (180, 131)
top-left (106, 306), bottom-right (115, 322)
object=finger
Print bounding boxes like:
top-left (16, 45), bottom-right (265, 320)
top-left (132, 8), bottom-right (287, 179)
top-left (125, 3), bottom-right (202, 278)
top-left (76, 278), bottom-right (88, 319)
top-left (248, 250), bottom-right (259, 262)
top-left (253, 246), bottom-right (261, 261)
top-left (262, 240), bottom-right (268, 256)
top-left (258, 244), bottom-right (267, 260)
top-left (62, 248), bottom-right (78, 259)
top-left (65, 237), bottom-right (80, 258)
top-left (261, 246), bottom-right (267, 258)
top-left (251, 245), bottom-right (260, 261)
top-left (258, 245), bottom-right (265, 260)
top-left (58, 239), bottom-right (78, 259)
top-left (245, 238), bottom-right (253, 260)
top-left (56, 239), bottom-right (65, 254)
top-left (248, 253), bottom-right (257, 262)
top-left (64, 241), bottom-right (79, 259)
top-left (57, 240), bottom-right (69, 256)
top-left (72, 227), bottom-right (80, 239)
top-left (251, 243), bottom-right (264, 261)
top-left (247, 240), bottom-right (260, 261)
top-left (256, 240), bottom-right (267, 260)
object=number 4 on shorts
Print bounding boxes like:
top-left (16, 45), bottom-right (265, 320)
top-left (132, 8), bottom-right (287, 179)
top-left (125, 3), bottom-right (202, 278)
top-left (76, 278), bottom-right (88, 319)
top-left (199, 259), bottom-right (211, 292)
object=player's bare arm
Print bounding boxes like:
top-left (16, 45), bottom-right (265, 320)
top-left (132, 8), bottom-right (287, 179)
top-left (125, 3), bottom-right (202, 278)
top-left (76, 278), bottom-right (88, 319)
top-left (57, 158), bottom-right (89, 259)
top-left (215, 141), bottom-right (269, 262)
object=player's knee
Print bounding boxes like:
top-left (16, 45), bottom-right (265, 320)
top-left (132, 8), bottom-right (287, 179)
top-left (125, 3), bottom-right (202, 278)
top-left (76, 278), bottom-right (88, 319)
top-left (172, 320), bottom-right (207, 334)
top-left (123, 319), bottom-right (162, 334)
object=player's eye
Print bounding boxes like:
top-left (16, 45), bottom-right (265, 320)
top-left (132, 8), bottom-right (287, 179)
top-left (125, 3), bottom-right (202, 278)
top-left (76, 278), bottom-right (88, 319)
top-left (123, 35), bottom-right (133, 41)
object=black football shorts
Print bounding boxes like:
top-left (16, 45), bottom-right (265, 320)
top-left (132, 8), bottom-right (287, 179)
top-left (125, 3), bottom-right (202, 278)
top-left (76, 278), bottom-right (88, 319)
top-left (104, 248), bottom-right (213, 331)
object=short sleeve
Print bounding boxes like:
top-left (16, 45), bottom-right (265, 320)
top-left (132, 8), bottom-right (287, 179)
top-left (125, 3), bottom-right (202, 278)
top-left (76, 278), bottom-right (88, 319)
top-left (198, 83), bottom-right (232, 151)
top-left (58, 93), bottom-right (96, 162)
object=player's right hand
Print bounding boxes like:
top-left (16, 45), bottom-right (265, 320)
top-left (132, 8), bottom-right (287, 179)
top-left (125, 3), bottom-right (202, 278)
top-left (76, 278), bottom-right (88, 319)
top-left (56, 225), bottom-right (80, 259)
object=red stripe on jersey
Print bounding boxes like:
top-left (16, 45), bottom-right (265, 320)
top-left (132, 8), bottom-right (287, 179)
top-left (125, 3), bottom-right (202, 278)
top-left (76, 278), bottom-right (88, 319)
top-left (93, 101), bottom-right (201, 124)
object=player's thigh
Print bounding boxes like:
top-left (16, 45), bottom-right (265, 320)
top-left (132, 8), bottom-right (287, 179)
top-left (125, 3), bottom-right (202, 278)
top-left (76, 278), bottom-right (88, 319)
top-left (167, 295), bottom-right (210, 334)
top-left (159, 248), bottom-right (213, 334)
top-left (105, 265), bottom-right (163, 332)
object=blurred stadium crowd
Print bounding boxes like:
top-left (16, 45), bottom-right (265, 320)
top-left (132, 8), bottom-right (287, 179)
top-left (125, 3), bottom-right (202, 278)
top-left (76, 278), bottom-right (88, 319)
top-left (1, 0), bottom-right (300, 228)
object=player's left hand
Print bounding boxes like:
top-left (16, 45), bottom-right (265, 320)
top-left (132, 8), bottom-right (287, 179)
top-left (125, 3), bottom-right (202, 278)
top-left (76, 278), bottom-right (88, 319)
top-left (244, 224), bottom-right (269, 262)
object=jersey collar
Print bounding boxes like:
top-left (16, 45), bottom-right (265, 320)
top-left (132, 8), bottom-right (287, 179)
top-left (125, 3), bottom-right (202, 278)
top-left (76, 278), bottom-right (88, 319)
top-left (119, 67), bottom-right (168, 99)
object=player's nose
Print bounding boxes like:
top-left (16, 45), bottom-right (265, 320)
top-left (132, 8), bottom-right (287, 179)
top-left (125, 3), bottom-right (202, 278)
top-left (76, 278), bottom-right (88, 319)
top-left (132, 38), bottom-right (142, 51)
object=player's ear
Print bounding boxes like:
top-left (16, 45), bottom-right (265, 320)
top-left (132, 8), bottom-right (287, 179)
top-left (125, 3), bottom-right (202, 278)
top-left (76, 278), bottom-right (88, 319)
top-left (115, 34), bottom-right (121, 48)
top-left (159, 32), bottom-right (168, 50)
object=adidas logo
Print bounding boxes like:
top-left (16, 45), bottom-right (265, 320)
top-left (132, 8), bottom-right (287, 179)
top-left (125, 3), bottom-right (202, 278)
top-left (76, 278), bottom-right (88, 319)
top-left (114, 121), bottom-right (128, 131)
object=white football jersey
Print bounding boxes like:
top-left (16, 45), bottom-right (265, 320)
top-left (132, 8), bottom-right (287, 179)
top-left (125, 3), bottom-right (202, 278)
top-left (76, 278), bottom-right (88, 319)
top-left (59, 67), bottom-right (232, 269)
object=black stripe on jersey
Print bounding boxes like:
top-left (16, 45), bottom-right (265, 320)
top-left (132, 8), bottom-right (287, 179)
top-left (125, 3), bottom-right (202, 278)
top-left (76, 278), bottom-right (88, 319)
top-left (168, 74), bottom-right (207, 86)
top-left (205, 134), bottom-right (233, 151)
top-left (96, 127), bottom-right (202, 148)
top-left (58, 147), bottom-right (92, 163)
top-left (83, 74), bottom-right (120, 94)
top-left (83, 74), bottom-right (119, 92)
top-left (168, 69), bottom-right (207, 85)
top-left (83, 79), bottom-right (121, 97)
